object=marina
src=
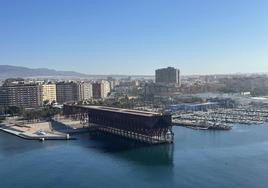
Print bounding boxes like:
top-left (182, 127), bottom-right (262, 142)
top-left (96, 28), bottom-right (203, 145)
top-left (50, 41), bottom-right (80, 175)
top-left (172, 107), bottom-right (268, 130)
top-left (173, 119), bottom-right (231, 130)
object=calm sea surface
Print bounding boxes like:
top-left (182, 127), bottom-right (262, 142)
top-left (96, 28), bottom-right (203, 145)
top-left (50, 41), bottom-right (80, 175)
top-left (1, 124), bottom-right (268, 188)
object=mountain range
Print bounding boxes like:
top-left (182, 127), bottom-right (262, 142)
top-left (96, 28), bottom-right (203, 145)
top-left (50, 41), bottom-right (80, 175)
top-left (0, 65), bottom-right (90, 79)
top-left (0, 65), bottom-right (154, 80)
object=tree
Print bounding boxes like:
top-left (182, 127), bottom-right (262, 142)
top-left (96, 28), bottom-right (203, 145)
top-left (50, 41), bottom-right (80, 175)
top-left (5, 106), bottom-right (24, 116)
top-left (43, 100), bottom-right (50, 106)
top-left (22, 106), bottom-right (61, 122)
top-left (23, 109), bottom-right (41, 121)
top-left (0, 116), bottom-right (5, 123)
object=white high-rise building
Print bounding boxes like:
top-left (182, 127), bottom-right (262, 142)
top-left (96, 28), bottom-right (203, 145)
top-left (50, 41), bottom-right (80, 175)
top-left (42, 83), bottom-right (57, 103)
top-left (77, 82), bottom-right (93, 101)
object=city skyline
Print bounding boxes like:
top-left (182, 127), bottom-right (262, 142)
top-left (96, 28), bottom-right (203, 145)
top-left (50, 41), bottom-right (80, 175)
top-left (1, 1), bottom-right (268, 188)
top-left (1, 0), bottom-right (268, 75)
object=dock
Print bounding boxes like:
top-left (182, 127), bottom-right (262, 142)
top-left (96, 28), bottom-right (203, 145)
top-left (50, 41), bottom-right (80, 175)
top-left (0, 122), bottom-right (72, 141)
top-left (173, 119), bottom-right (231, 130)
top-left (63, 104), bottom-right (174, 144)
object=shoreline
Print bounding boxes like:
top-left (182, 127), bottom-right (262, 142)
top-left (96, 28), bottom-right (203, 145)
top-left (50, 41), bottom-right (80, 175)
top-left (0, 123), bottom-right (73, 141)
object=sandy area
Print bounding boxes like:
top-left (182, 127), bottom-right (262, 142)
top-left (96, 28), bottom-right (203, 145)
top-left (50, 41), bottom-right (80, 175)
top-left (54, 116), bottom-right (89, 128)
top-left (11, 122), bottom-right (52, 133)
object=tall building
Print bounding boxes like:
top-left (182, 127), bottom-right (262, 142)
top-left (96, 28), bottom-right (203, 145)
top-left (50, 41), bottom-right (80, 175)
top-left (0, 80), bottom-right (43, 108)
top-left (155, 67), bottom-right (180, 85)
top-left (42, 83), bottom-right (56, 103)
top-left (56, 82), bottom-right (78, 104)
top-left (92, 80), bottom-right (110, 99)
top-left (77, 82), bottom-right (93, 101)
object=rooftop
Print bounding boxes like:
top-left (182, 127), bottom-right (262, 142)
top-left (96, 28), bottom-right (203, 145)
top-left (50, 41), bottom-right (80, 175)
top-left (79, 105), bottom-right (162, 117)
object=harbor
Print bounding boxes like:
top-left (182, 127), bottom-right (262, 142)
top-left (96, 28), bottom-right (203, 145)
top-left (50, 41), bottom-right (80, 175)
top-left (172, 119), bottom-right (231, 130)
top-left (2, 124), bottom-right (268, 188)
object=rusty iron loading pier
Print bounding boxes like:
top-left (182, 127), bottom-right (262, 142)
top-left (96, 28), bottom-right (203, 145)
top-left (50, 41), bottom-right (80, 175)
top-left (63, 104), bottom-right (174, 144)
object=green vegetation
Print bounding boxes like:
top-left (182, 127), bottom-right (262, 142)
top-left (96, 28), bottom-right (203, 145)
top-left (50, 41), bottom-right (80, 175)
top-left (0, 104), bottom-right (61, 122)
top-left (0, 106), bottom-right (24, 116)
top-left (23, 106), bottom-right (61, 121)
top-left (79, 94), bottom-right (205, 112)
top-left (0, 116), bottom-right (5, 123)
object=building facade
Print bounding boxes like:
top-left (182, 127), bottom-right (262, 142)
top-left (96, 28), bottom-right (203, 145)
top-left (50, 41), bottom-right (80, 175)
top-left (144, 82), bottom-right (180, 96)
top-left (77, 82), bottom-right (93, 101)
top-left (155, 67), bottom-right (180, 85)
top-left (92, 80), bottom-right (110, 99)
top-left (56, 82), bottom-right (78, 104)
top-left (0, 82), bottom-right (43, 108)
top-left (42, 83), bottom-right (57, 103)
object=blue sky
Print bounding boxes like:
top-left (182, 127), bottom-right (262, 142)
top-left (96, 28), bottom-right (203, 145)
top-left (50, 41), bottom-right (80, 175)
top-left (1, 0), bottom-right (268, 75)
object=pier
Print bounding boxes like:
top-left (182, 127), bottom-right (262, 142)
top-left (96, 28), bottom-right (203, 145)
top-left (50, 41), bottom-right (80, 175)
top-left (63, 104), bottom-right (174, 144)
top-left (0, 122), bottom-right (71, 141)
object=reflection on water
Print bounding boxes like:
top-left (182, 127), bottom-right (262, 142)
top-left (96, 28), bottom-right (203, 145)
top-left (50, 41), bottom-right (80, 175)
top-left (76, 131), bottom-right (174, 166)
top-left (2, 125), bottom-right (268, 188)
top-left (0, 129), bottom-right (174, 166)
top-left (0, 131), bottom-right (65, 157)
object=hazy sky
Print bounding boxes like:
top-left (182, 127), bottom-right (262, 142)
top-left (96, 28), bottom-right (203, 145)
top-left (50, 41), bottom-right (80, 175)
top-left (1, 0), bottom-right (268, 75)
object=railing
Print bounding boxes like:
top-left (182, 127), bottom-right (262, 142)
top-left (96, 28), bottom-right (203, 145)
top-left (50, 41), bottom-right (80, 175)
top-left (90, 124), bottom-right (173, 144)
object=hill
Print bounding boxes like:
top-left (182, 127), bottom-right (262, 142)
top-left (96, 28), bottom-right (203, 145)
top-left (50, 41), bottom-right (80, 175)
top-left (0, 65), bottom-right (89, 79)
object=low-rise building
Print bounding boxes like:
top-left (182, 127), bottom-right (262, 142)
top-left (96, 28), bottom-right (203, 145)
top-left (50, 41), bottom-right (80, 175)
top-left (144, 83), bottom-right (180, 96)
